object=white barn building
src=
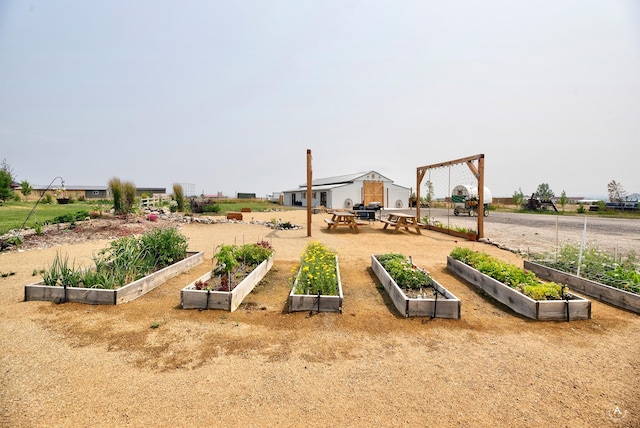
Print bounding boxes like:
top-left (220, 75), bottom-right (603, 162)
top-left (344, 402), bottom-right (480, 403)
top-left (281, 171), bottom-right (411, 210)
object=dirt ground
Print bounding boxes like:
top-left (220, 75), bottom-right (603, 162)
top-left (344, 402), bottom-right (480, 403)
top-left (1, 210), bottom-right (638, 427)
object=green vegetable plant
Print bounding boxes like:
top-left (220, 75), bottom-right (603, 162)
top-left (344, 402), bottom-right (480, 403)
top-left (450, 247), bottom-right (564, 300)
top-left (293, 242), bottom-right (338, 295)
top-left (206, 241), bottom-right (275, 291)
top-left (534, 244), bottom-right (640, 294)
top-left (376, 253), bottom-right (433, 289)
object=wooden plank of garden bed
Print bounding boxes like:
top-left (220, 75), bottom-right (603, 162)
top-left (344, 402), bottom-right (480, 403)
top-left (229, 256), bottom-right (274, 312)
top-left (288, 294), bottom-right (343, 313)
top-left (370, 257), bottom-right (409, 316)
top-left (537, 300), bottom-right (592, 321)
top-left (24, 284), bottom-right (116, 305)
top-left (115, 251), bottom-right (204, 304)
top-left (525, 261), bottom-right (640, 314)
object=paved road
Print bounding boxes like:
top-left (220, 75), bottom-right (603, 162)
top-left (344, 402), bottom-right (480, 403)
top-left (381, 208), bottom-right (640, 254)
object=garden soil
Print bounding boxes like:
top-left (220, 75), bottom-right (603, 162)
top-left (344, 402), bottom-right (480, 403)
top-left (1, 210), bottom-right (638, 427)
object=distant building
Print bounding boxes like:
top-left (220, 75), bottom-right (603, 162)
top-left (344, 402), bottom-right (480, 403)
top-left (281, 171), bottom-right (410, 209)
top-left (29, 185), bottom-right (166, 200)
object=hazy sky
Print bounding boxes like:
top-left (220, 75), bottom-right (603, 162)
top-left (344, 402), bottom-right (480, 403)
top-left (1, 1), bottom-right (639, 198)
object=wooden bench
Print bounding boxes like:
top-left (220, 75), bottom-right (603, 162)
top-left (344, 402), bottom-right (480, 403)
top-left (379, 219), bottom-right (398, 227)
top-left (240, 207), bottom-right (252, 213)
top-left (324, 218), bottom-right (336, 227)
top-left (226, 212), bottom-right (243, 221)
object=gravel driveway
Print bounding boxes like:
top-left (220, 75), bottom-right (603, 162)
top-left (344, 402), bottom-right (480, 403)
top-left (385, 208), bottom-right (640, 255)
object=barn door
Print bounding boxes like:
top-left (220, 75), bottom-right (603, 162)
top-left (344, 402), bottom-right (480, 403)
top-left (363, 181), bottom-right (384, 206)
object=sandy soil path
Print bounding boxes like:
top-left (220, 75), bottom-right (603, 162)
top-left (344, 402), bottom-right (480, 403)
top-left (1, 210), bottom-right (638, 427)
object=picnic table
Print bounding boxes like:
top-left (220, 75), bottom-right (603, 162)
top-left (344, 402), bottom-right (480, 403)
top-left (380, 212), bottom-right (423, 234)
top-left (324, 211), bottom-right (368, 233)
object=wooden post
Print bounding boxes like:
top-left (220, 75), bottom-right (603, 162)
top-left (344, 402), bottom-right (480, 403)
top-left (307, 149), bottom-right (312, 237)
top-left (478, 154), bottom-right (484, 239)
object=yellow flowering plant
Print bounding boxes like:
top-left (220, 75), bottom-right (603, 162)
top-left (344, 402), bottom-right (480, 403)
top-left (293, 242), bottom-right (338, 295)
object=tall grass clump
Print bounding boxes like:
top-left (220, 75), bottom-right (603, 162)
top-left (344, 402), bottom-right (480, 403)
top-left (172, 183), bottom-right (185, 212)
top-left (108, 177), bottom-right (124, 215)
top-left (123, 181), bottom-right (137, 214)
top-left (293, 242), bottom-right (338, 295)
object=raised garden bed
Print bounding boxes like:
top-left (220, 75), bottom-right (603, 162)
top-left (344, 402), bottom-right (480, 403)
top-left (447, 251), bottom-right (591, 321)
top-left (288, 242), bottom-right (343, 313)
top-left (371, 254), bottom-right (460, 318)
top-left (25, 251), bottom-right (204, 305)
top-left (524, 260), bottom-right (640, 314)
top-left (182, 254), bottom-right (274, 311)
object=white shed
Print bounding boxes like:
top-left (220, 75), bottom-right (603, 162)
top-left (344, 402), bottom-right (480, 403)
top-left (281, 171), bottom-right (411, 209)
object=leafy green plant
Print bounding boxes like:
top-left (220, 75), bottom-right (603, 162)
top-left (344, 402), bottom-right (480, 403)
top-left (534, 244), bottom-right (640, 294)
top-left (376, 253), bottom-right (433, 289)
top-left (41, 229), bottom-right (189, 289)
top-left (41, 252), bottom-right (84, 287)
top-left (293, 242), bottom-right (338, 295)
top-left (207, 241), bottom-right (275, 291)
top-left (450, 247), bottom-right (564, 300)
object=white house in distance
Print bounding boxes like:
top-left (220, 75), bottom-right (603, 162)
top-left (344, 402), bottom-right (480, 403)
top-left (281, 171), bottom-right (411, 210)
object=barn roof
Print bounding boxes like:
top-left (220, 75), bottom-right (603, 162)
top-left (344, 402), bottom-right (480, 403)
top-left (297, 171), bottom-right (391, 188)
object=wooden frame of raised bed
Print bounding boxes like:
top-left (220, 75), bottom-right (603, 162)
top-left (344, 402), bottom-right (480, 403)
top-left (447, 256), bottom-right (591, 321)
top-left (524, 260), bottom-right (640, 314)
top-left (24, 251), bottom-right (205, 305)
top-left (288, 256), bottom-right (343, 313)
top-left (181, 254), bottom-right (275, 311)
top-left (371, 255), bottom-right (460, 318)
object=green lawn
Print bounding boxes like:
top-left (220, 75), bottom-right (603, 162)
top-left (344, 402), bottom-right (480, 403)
top-left (0, 199), bottom-right (293, 236)
top-left (0, 201), bottom-right (109, 235)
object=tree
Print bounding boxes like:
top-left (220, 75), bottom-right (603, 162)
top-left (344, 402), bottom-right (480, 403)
top-left (424, 180), bottom-right (434, 203)
top-left (20, 180), bottom-right (33, 199)
top-left (0, 159), bottom-right (14, 201)
top-left (512, 188), bottom-right (525, 208)
top-left (558, 190), bottom-right (568, 212)
top-left (607, 180), bottom-right (626, 203)
top-left (534, 183), bottom-right (554, 200)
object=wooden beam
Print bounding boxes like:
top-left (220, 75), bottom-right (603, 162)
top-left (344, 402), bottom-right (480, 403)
top-left (416, 154), bottom-right (483, 172)
top-left (307, 149), bottom-right (312, 237)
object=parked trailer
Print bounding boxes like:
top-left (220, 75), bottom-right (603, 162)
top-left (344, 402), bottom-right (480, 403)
top-left (452, 185), bottom-right (492, 217)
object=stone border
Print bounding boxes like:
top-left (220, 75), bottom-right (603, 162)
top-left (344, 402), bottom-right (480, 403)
top-left (24, 251), bottom-right (204, 305)
top-left (524, 260), bottom-right (640, 314)
top-left (288, 256), bottom-right (343, 313)
top-left (181, 255), bottom-right (275, 311)
top-left (447, 256), bottom-right (591, 321)
top-left (371, 255), bottom-right (460, 318)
